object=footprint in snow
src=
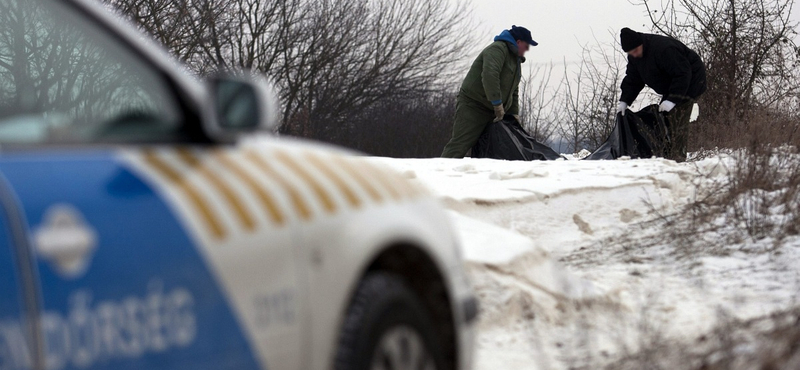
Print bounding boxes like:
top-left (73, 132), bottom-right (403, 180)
top-left (619, 208), bottom-right (641, 223)
top-left (572, 214), bottom-right (594, 235)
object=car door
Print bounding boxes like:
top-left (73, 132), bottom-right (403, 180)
top-left (0, 0), bottom-right (303, 369)
top-left (0, 173), bottom-right (38, 370)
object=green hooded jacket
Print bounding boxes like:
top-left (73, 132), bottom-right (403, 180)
top-left (458, 31), bottom-right (524, 114)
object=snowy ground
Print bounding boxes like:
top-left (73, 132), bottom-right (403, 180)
top-left (372, 155), bottom-right (800, 369)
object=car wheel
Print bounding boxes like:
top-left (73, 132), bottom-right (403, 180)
top-left (335, 272), bottom-right (446, 370)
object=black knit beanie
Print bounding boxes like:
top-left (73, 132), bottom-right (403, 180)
top-left (620, 28), bottom-right (644, 52)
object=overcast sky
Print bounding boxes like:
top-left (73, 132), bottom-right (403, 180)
top-left (467, 0), bottom-right (650, 65)
top-left (465, 0), bottom-right (800, 66)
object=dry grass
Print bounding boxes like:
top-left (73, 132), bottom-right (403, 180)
top-left (606, 306), bottom-right (800, 370)
top-left (651, 108), bottom-right (800, 257)
top-left (669, 145), bottom-right (800, 254)
top-left (691, 105), bottom-right (800, 155)
top-left (602, 112), bottom-right (800, 369)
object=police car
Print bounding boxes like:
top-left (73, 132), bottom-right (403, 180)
top-left (0, 0), bottom-right (477, 369)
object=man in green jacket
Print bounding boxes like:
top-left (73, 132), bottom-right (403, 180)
top-left (442, 25), bottom-right (537, 158)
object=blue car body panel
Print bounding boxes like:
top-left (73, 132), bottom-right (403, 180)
top-left (0, 174), bottom-right (30, 370)
top-left (0, 150), bottom-right (262, 370)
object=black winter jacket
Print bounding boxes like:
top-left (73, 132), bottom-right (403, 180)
top-left (620, 33), bottom-right (706, 105)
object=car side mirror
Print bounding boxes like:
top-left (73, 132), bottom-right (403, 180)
top-left (207, 73), bottom-right (280, 140)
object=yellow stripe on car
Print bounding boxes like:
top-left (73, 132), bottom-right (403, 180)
top-left (330, 156), bottom-right (384, 204)
top-left (137, 148), bottom-right (424, 241)
top-left (244, 150), bottom-right (313, 221)
top-left (304, 152), bottom-right (362, 209)
top-left (273, 150), bottom-right (337, 214)
top-left (359, 161), bottom-right (403, 201)
top-left (175, 148), bottom-right (257, 232)
top-left (214, 151), bottom-right (287, 226)
top-left (142, 149), bottom-right (227, 239)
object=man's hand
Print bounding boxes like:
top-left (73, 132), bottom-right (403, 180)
top-left (493, 105), bottom-right (505, 122)
top-left (617, 101), bottom-right (628, 116)
top-left (659, 100), bottom-right (676, 112)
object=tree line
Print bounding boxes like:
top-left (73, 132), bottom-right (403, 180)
top-left (104, 0), bottom-right (799, 156)
top-left (102, 0), bottom-right (472, 156)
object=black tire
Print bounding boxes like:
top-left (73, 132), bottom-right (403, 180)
top-left (335, 272), bottom-right (446, 370)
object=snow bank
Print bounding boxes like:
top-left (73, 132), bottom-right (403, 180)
top-left (372, 155), bottom-right (800, 369)
top-left (372, 157), bottom-right (698, 255)
top-left (449, 210), bottom-right (597, 299)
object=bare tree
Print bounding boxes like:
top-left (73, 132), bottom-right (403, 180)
top-left (632, 0), bottom-right (799, 148)
top-left (1, 0), bottom-right (167, 126)
top-left (103, 0), bottom-right (475, 138)
top-left (335, 90), bottom-right (458, 157)
top-left (579, 36), bottom-right (627, 150)
top-left (278, 0), bottom-right (473, 136)
top-left (519, 62), bottom-right (562, 146)
top-left (559, 57), bottom-right (590, 153)
top-left (101, 0), bottom-right (229, 71)
top-left (555, 38), bottom-right (626, 153)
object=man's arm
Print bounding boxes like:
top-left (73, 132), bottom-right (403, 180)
top-left (481, 44), bottom-right (506, 106)
top-left (509, 86), bottom-right (520, 115)
top-left (619, 61), bottom-right (645, 105)
top-left (658, 47), bottom-right (692, 104)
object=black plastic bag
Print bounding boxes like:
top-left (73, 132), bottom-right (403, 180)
top-left (585, 105), bottom-right (669, 160)
top-left (472, 115), bottom-right (562, 161)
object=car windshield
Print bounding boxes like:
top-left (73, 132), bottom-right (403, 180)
top-left (0, 0), bottom-right (182, 144)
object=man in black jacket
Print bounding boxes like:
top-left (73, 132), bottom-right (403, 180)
top-left (617, 28), bottom-right (706, 162)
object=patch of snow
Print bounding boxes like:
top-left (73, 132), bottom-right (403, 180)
top-left (449, 211), bottom-right (535, 266)
top-left (371, 154), bottom-right (800, 369)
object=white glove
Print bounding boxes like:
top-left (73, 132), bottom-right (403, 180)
top-left (493, 105), bottom-right (505, 122)
top-left (659, 100), bottom-right (676, 112)
top-left (617, 102), bottom-right (628, 116)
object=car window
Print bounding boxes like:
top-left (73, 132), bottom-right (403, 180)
top-left (0, 0), bottom-right (182, 144)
